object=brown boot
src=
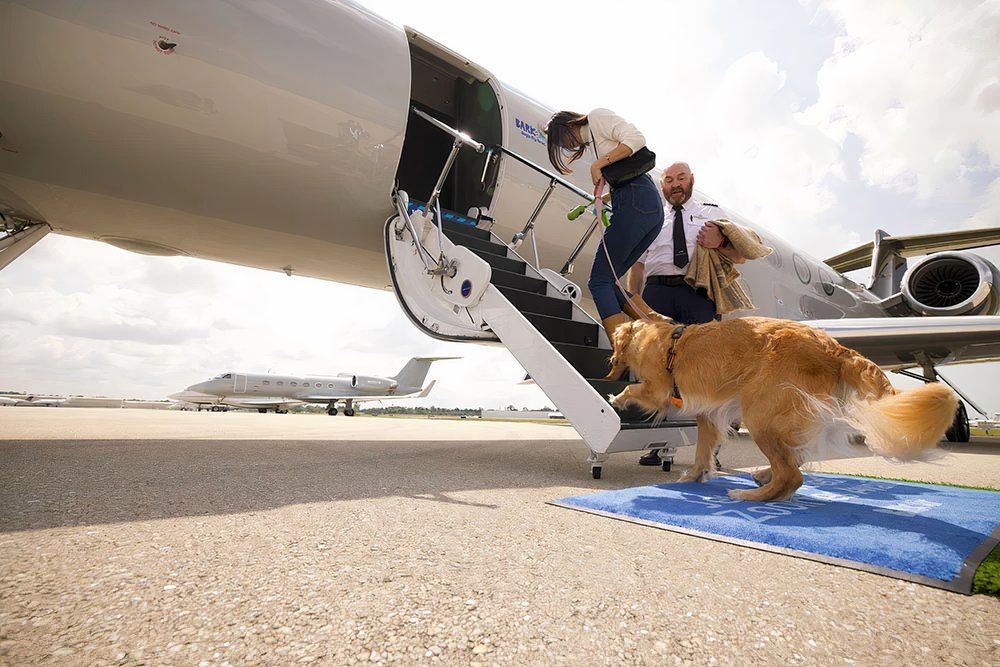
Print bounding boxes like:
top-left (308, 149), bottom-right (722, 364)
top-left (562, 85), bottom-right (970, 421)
top-left (601, 312), bottom-right (631, 344)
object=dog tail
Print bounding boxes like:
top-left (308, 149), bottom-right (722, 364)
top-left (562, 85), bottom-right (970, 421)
top-left (838, 350), bottom-right (958, 459)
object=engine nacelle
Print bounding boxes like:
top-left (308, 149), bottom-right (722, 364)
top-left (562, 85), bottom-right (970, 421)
top-left (901, 251), bottom-right (1000, 316)
top-left (351, 375), bottom-right (398, 394)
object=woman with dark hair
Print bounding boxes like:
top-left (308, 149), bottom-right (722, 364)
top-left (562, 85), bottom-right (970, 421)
top-left (543, 108), bottom-right (666, 341)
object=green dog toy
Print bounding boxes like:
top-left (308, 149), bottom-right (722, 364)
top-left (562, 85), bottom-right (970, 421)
top-left (567, 204), bottom-right (611, 228)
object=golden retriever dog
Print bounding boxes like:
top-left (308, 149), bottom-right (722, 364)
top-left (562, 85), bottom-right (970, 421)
top-left (607, 317), bottom-right (958, 502)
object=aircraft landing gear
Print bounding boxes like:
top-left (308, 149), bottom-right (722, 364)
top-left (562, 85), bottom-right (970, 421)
top-left (946, 402), bottom-right (971, 443)
top-left (344, 409), bottom-right (355, 417)
top-left (327, 406), bottom-right (338, 416)
top-left (210, 405), bottom-right (221, 412)
top-left (258, 408), bottom-right (267, 414)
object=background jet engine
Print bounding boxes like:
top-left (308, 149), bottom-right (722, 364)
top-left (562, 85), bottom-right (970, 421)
top-left (350, 375), bottom-right (398, 394)
top-left (901, 251), bottom-right (1000, 316)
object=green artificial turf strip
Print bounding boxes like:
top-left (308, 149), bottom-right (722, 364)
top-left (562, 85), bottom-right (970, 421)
top-left (971, 544), bottom-right (1000, 597)
top-left (827, 471), bottom-right (998, 492)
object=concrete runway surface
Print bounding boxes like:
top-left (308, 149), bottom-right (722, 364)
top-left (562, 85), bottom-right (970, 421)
top-left (1, 408), bottom-right (998, 665)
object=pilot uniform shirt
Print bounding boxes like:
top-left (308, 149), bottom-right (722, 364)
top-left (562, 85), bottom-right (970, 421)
top-left (639, 200), bottom-right (724, 278)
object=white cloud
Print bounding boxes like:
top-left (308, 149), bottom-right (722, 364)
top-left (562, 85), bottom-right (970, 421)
top-left (0, 236), bottom-right (549, 407)
top-left (808, 0), bottom-right (1000, 200)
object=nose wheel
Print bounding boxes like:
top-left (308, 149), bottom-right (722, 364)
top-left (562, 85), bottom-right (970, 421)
top-left (327, 407), bottom-right (338, 416)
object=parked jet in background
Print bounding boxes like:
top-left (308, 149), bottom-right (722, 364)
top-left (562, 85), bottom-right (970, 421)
top-left (0, 394), bottom-right (67, 407)
top-left (169, 357), bottom-right (455, 415)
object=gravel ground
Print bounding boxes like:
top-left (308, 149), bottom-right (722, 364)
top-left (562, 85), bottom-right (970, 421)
top-left (1, 408), bottom-right (997, 665)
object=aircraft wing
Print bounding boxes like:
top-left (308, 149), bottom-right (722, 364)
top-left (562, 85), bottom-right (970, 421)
top-left (824, 227), bottom-right (1000, 273)
top-left (807, 316), bottom-right (1000, 369)
top-left (222, 396), bottom-right (304, 407)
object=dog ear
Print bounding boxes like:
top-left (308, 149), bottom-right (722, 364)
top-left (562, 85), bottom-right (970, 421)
top-left (608, 321), bottom-right (637, 371)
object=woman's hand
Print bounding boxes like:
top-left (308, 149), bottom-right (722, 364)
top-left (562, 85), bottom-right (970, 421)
top-left (590, 160), bottom-right (604, 187)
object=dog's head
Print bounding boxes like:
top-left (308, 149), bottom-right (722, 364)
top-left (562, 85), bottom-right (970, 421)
top-left (607, 319), bottom-right (642, 378)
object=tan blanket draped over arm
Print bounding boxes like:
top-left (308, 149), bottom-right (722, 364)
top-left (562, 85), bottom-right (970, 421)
top-left (684, 219), bottom-right (773, 315)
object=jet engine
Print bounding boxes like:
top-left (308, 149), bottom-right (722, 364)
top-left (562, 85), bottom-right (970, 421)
top-left (351, 375), bottom-right (398, 394)
top-left (901, 251), bottom-right (1000, 316)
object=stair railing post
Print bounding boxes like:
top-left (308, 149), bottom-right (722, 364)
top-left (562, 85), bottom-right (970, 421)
top-left (513, 179), bottom-right (556, 270)
top-left (560, 215), bottom-right (601, 276)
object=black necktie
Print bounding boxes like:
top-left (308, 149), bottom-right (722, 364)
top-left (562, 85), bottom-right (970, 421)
top-left (672, 205), bottom-right (689, 268)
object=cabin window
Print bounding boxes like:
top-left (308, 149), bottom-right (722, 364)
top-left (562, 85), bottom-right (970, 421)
top-left (315, 383), bottom-right (322, 388)
top-left (277, 381), bottom-right (284, 386)
top-left (263, 381), bottom-right (270, 385)
top-left (328, 383), bottom-right (334, 388)
top-left (290, 382), bottom-right (298, 387)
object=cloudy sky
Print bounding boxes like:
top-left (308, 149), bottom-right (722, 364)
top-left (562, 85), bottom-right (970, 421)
top-left (2, 0), bottom-right (998, 412)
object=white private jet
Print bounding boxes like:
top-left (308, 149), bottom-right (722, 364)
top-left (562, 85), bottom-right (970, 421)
top-left (169, 357), bottom-right (452, 415)
top-left (0, 394), bottom-right (67, 407)
top-left (2, 0), bottom-right (999, 476)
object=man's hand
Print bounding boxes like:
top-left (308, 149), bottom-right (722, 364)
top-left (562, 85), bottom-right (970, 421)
top-left (696, 221), bottom-right (725, 249)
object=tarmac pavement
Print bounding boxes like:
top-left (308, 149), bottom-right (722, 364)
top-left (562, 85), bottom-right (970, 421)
top-left (1, 408), bottom-right (997, 665)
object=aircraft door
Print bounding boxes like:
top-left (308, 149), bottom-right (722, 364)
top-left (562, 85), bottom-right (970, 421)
top-left (234, 375), bottom-right (248, 393)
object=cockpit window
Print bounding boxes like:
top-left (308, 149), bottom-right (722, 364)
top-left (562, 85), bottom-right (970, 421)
top-left (213, 373), bottom-right (233, 380)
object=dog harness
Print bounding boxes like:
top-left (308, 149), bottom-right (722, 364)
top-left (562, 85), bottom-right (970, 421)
top-left (665, 324), bottom-right (686, 407)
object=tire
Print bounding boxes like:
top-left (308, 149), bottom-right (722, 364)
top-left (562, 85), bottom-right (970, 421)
top-left (327, 408), bottom-right (338, 416)
top-left (946, 402), bottom-right (970, 443)
top-left (345, 409), bottom-right (355, 417)
top-left (592, 466), bottom-right (602, 480)
top-left (661, 460), bottom-right (672, 472)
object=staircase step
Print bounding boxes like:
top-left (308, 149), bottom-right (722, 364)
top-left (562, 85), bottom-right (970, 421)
top-left (491, 268), bottom-right (548, 294)
top-left (498, 286), bottom-right (573, 318)
top-left (470, 247), bottom-right (526, 274)
top-left (441, 218), bottom-right (492, 241)
top-left (444, 229), bottom-right (509, 257)
top-left (551, 342), bottom-right (612, 378)
top-left (525, 312), bottom-right (599, 347)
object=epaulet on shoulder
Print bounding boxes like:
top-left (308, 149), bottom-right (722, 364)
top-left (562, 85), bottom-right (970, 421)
top-left (701, 202), bottom-right (719, 207)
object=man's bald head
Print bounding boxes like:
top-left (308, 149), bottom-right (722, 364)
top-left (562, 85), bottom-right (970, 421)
top-left (661, 162), bottom-right (694, 206)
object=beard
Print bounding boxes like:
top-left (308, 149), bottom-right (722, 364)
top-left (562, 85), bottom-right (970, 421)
top-left (664, 180), bottom-right (693, 205)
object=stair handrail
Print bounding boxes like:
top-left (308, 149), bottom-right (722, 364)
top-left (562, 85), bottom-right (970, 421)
top-left (408, 107), bottom-right (485, 276)
top-left (411, 107), bottom-right (485, 154)
top-left (490, 146), bottom-right (609, 276)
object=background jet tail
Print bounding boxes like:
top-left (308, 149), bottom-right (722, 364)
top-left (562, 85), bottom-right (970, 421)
top-left (390, 357), bottom-right (459, 392)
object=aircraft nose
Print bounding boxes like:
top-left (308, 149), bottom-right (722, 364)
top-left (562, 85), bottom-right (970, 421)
top-left (188, 381), bottom-right (211, 392)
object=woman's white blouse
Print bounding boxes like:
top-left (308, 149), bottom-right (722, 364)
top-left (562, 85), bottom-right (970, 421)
top-left (582, 108), bottom-right (646, 160)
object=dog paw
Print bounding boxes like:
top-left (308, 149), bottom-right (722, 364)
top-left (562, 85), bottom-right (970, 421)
top-left (608, 392), bottom-right (628, 409)
top-left (679, 467), bottom-right (710, 483)
top-left (727, 488), bottom-right (755, 500)
top-left (751, 467), bottom-right (772, 487)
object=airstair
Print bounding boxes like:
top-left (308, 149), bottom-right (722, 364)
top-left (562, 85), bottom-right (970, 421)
top-left (385, 108), bottom-right (696, 478)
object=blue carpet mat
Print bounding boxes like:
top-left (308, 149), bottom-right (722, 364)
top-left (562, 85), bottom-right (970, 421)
top-left (553, 474), bottom-right (1000, 593)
